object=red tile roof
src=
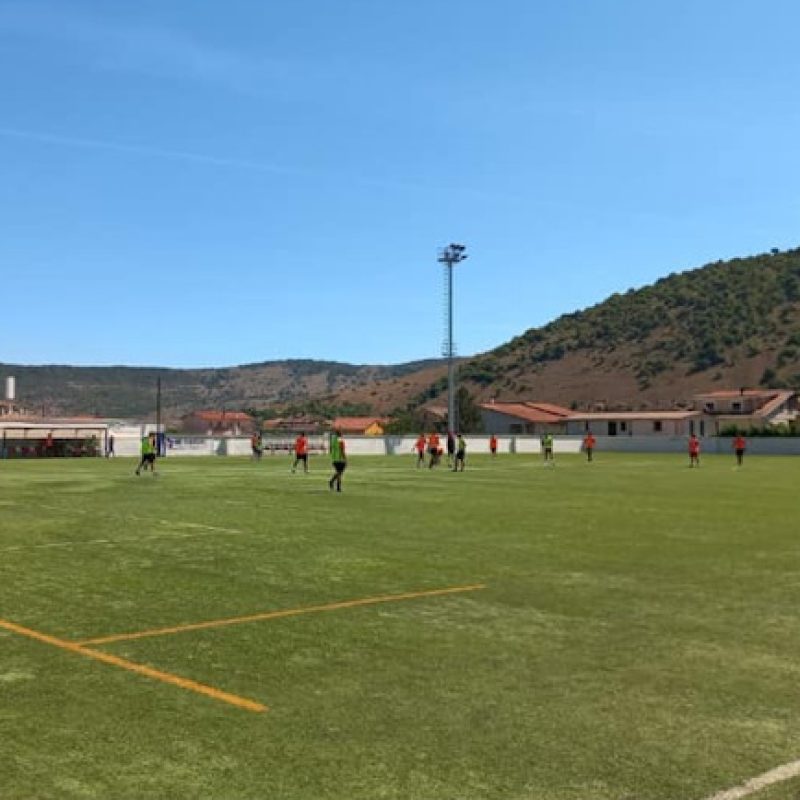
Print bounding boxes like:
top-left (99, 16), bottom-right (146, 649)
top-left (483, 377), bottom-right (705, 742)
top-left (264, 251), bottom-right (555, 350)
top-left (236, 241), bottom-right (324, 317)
top-left (332, 417), bottom-right (389, 431)
top-left (479, 402), bottom-right (572, 424)
top-left (525, 402), bottom-right (573, 418)
top-left (482, 401), bottom-right (698, 423)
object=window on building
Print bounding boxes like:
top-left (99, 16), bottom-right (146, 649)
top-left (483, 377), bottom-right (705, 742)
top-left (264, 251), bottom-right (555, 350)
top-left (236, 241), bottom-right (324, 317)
top-left (732, 401), bottom-right (742, 413)
top-left (620, 421), bottom-right (627, 433)
top-left (510, 423), bottom-right (523, 434)
top-left (704, 401), bottom-right (715, 412)
top-left (653, 420), bottom-right (662, 432)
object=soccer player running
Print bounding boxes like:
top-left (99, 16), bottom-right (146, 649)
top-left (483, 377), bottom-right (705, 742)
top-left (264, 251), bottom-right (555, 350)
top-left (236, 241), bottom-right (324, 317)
top-left (250, 431), bottom-right (262, 461)
top-left (541, 432), bottom-right (555, 466)
top-left (328, 429), bottom-right (347, 492)
top-left (135, 433), bottom-right (157, 476)
top-left (733, 433), bottom-right (746, 466)
top-left (583, 430), bottom-right (596, 462)
top-left (414, 433), bottom-right (426, 468)
top-left (453, 433), bottom-right (467, 472)
top-left (427, 432), bottom-right (441, 469)
top-left (489, 434), bottom-right (498, 457)
top-left (688, 433), bottom-right (701, 467)
top-left (292, 431), bottom-right (309, 473)
top-left (446, 431), bottom-right (456, 467)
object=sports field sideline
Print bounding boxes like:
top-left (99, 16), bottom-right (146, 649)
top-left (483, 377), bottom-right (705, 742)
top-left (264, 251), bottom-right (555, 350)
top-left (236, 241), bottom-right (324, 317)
top-left (1, 452), bottom-right (800, 800)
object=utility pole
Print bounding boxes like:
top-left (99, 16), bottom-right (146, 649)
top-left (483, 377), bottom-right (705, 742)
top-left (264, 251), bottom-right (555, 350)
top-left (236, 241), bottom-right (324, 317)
top-left (156, 376), bottom-right (162, 456)
top-left (437, 243), bottom-right (468, 435)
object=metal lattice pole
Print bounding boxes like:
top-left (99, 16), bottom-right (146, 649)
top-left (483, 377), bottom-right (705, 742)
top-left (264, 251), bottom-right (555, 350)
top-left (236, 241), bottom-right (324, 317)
top-left (437, 244), bottom-right (468, 434)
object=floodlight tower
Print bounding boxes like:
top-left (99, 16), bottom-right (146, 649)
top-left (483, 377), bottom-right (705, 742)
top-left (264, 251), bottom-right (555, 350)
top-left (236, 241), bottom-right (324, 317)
top-left (438, 243), bottom-right (468, 434)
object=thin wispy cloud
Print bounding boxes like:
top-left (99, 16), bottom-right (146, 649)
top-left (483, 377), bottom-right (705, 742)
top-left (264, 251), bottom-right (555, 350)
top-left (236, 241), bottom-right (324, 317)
top-left (0, 126), bottom-right (312, 178)
top-left (0, 2), bottom-right (282, 93)
top-left (0, 126), bottom-right (514, 201)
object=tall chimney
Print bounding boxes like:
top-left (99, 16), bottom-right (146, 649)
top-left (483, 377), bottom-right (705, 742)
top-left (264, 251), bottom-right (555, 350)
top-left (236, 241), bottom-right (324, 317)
top-left (5, 376), bottom-right (15, 401)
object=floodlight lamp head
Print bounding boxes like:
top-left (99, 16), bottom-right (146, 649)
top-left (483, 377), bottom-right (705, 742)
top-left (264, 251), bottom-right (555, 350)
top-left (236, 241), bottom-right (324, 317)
top-left (438, 242), bottom-right (468, 265)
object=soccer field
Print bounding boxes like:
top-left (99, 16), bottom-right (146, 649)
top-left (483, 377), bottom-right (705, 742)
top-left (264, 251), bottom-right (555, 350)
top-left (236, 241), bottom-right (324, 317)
top-left (1, 453), bottom-right (799, 800)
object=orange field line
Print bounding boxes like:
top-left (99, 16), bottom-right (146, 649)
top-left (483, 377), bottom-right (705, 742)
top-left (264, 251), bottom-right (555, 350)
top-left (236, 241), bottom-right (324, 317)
top-left (78, 583), bottom-right (488, 647)
top-left (0, 617), bottom-right (267, 714)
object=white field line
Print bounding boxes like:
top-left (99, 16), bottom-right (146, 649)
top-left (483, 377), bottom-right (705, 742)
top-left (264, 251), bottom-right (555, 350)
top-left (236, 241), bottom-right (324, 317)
top-left (157, 520), bottom-right (242, 535)
top-left (24, 504), bottom-right (241, 532)
top-left (702, 759), bottom-right (800, 800)
top-left (0, 523), bottom-right (246, 553)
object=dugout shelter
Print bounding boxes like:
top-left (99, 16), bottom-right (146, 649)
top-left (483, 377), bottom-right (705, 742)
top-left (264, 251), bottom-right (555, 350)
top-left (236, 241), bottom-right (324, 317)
top-left (0, 422), bottom-right (110, 458)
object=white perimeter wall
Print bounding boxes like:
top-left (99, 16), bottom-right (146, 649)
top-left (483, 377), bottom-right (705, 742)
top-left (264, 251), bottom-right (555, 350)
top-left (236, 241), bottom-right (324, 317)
top-left (99, 434), bottom-right (800, 458)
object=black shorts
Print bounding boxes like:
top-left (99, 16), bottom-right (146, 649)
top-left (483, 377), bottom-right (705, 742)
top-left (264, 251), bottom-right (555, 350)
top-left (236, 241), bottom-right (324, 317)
top-left (144, 453), bottom-right (156, 464)
top-left (490, 447), bottom-right (497, 453)
top-left (295, 453), bottom-right (308, 461)
top-left (735, 449), bottom-right (744, 457)
top-left (456, 450), bottom-right (465, 460)
top-left (428, 448), bottom-right (438, 457)
top-left (333, 460), bottom-right (346, 473)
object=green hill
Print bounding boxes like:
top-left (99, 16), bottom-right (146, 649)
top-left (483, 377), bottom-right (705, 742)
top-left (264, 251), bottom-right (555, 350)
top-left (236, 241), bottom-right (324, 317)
top-left (453, 247), bottom-right (800, 408)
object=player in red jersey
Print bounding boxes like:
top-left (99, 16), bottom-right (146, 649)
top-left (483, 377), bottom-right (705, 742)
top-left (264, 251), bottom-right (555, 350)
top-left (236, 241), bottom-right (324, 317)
top-left (292, 432), bottom-right (309, 473)
top-left (414, 434), bottom-right (426, 468)
top-left (688, 434), bottom-right (700, 467)
top-left (583, 431), bottom-right (596, 462)
top-left (732, 434), bottom-right (746, 466)
top-left (427, 432), bottom-right (441, 468)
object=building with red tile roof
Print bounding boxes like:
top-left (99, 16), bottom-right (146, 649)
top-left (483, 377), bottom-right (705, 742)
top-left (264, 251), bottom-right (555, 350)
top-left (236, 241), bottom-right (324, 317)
top-left (331, 417), bottom-right (391, 436)
top-left (262, 416), bottom-right (327, 434)
top-left (692, 389), bottom-right (797, 434)
top-left (180, 410), bottom-right (255, 436)
top-left (480, 401), bottom-right (573, 434)
top-left (488, 388), bottom-right (798, 438)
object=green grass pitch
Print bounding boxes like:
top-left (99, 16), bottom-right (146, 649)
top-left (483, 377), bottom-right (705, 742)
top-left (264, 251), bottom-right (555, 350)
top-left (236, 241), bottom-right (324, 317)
top-left (1, 452), bottom-right (800, 800)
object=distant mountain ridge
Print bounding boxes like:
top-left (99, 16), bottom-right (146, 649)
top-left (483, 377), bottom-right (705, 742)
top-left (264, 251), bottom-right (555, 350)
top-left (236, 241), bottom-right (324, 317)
top-left (4, 247), bottom-right (800, 417)
top-left (0, 358), bottom-right (446, 418)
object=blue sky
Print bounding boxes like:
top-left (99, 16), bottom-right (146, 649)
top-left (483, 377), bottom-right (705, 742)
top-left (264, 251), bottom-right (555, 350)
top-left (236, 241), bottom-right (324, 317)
top-left (1, 0), bottom-right (799, 368)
